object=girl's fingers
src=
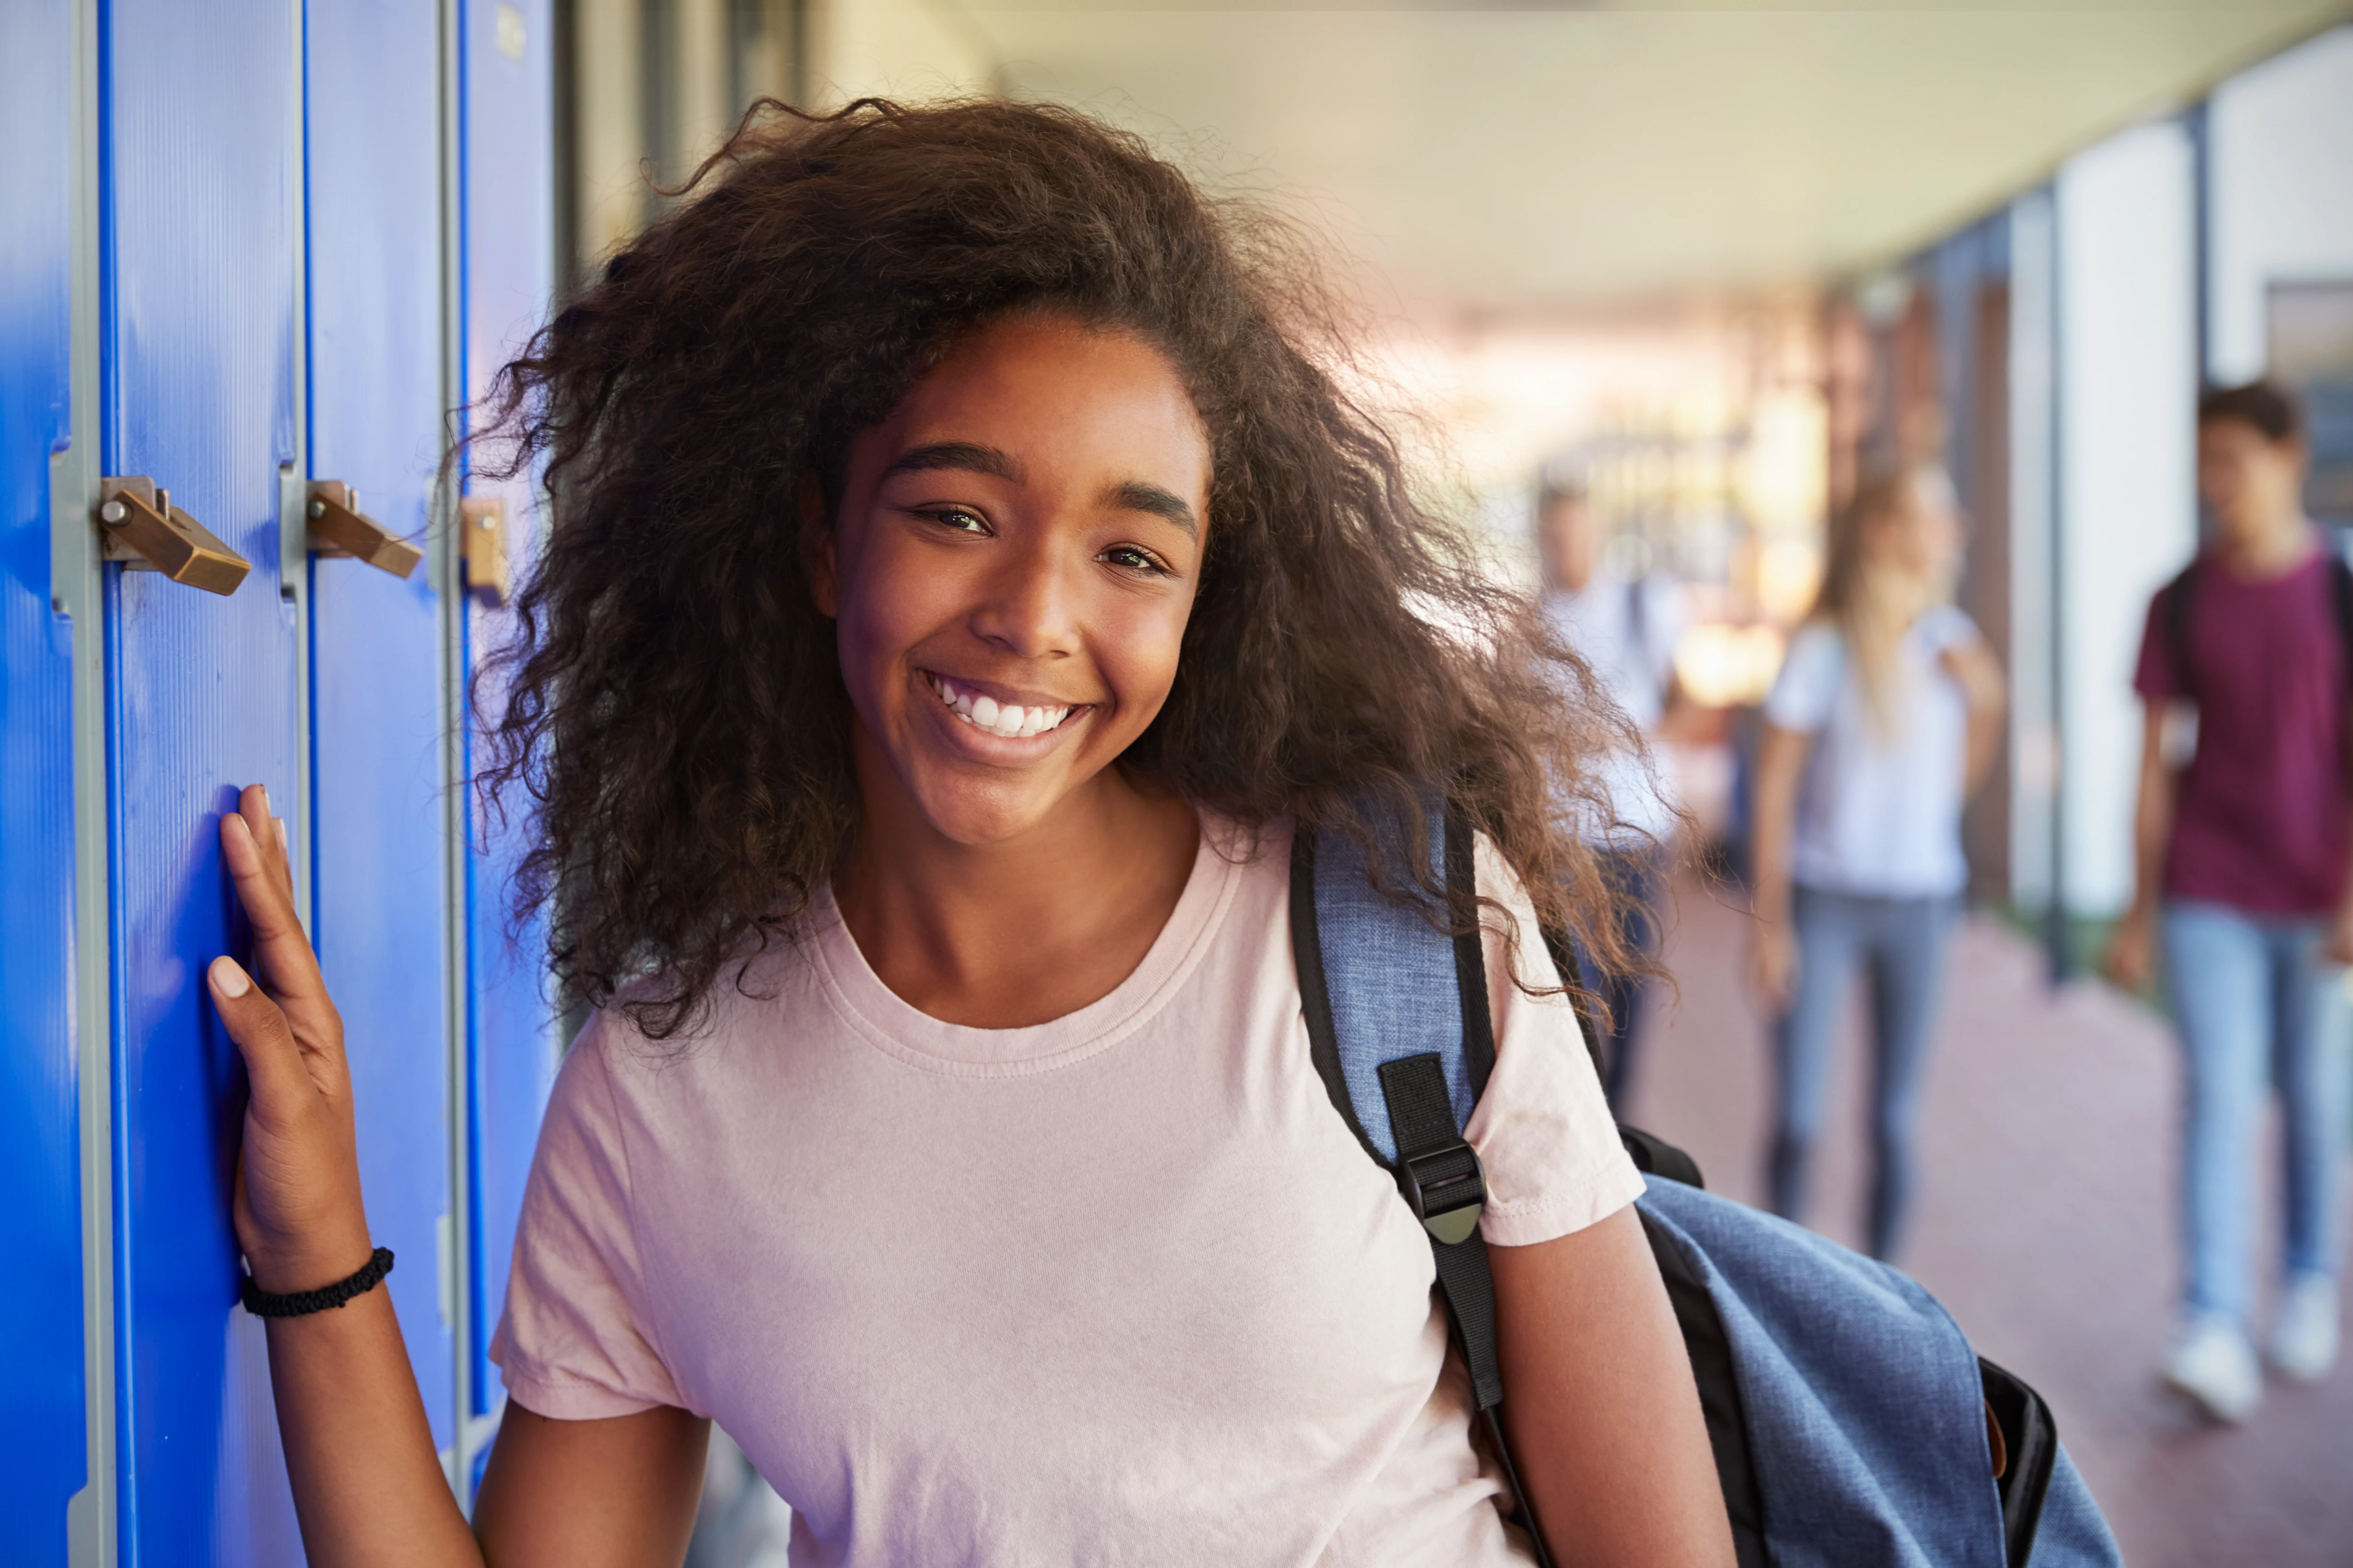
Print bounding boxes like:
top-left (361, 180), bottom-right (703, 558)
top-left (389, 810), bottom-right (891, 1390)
top-left (220, 806), bottom-right (331, 1024)
top-left (208, 956), bottom-right (316, 1109)
top-left (238, 784), bottom-right (297, 906)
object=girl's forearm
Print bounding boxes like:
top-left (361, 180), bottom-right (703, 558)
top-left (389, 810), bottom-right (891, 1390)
top-left (2126, 709), bottom-right (2177, 920)
top-left (1749, 828), bottom-right (1792, 927)
top-left (265, 1289), bottom-right (483, 1568)
top-left (1748, 726), bottom-right (1806, 926)
top-left (1961, 706), bottom-right (2003, 795)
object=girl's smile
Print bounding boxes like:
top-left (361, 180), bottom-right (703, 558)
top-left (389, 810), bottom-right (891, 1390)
top-left (919, 669), bottom-right (1087, 744)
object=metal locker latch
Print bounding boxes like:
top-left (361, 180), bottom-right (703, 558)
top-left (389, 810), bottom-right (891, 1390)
top-left (460, 494), bottom-right (510, 605)
top-left (96, 476), bottom-right (251, 596)
top-left (307, 480), bottom-right (422, 578)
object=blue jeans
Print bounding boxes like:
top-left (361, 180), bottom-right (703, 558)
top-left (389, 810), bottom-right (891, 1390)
top-left (2161, 900), bottom-right (2350, 1328)
top-left (1769, 886), bottom-right (1958, 1260)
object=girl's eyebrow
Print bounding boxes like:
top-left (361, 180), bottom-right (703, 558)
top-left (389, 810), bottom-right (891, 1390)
top-left (884, 441), bottom-right (1023, 483)
top-left (1104, 479), bottom-right (1197, 539)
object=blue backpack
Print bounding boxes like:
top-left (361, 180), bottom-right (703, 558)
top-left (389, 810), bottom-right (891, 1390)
top-left (1290, 806), bottom-right (2123, 1568)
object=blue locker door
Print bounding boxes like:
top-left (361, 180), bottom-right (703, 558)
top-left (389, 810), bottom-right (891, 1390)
top-left (103, 0), bottom-right (305, 1561)
top-left (306, 0), bottom-right (457, 1465)
top-left (0, 2), bottom-right (88, 1562)
top-left (459, 0), bottom-right (560, 1483)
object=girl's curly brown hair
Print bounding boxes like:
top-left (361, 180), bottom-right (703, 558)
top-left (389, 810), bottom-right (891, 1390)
top-left (477, 96), bottom-right (1657, 1041)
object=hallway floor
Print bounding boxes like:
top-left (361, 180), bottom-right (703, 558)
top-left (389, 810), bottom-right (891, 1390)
top-left (1623, 877), bottom-right (2353, 1567)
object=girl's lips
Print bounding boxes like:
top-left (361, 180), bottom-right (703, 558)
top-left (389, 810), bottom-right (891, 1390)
top-left (920, 670), bottom-right (1092, 743)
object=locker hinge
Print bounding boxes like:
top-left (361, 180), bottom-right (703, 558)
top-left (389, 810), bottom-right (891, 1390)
top-left (97, 475), bottom-right (250, 595)
top-left (308, 480), bottom-right (423, 578)
top-left (460, 495), bottom-right (510, 605)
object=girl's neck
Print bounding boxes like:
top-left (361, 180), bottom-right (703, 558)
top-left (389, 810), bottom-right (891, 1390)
top-left (833, 755), bottom-right (1201, 1029)
top-left (1837, 563), bottom-right (1937, 737)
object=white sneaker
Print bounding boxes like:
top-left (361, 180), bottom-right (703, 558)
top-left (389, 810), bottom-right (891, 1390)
top-left (2268, 1276), bottom-right (2339, 1383)
top-left (2164, 1319), bottom-right (2263, 1422)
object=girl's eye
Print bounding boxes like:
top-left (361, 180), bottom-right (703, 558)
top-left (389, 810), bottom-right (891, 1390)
top-left (1102, 544), bottom-right (1171, 576)
top-left (926, 507), bottom-right (989, 534)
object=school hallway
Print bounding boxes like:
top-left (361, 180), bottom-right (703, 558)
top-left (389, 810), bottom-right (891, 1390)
top-left (1625, 876), bottom-right (2353, 1567)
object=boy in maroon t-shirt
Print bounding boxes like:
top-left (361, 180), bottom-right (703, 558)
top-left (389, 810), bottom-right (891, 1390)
top-left (2106, 381), bottom-right (2353, 1422)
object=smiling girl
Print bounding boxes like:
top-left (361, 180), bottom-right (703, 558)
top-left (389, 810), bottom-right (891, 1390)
top-left (206, 100), bottom-right (1732, 1567)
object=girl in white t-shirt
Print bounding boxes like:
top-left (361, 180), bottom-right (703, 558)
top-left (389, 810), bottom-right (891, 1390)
top-left (1748, 466), bottom-right (2007, 1261)
top-left (199, 101), bottom-right (1732, 1567)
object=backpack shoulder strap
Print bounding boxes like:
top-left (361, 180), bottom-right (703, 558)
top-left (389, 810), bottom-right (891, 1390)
top-left (2328, 548), bottom-right (2353, 659)
top-left (2158, 559), bottom-right (2199, 690)
top-left (1291, 801), bottom-right (1555, 1567)
top-left (1290, 803), bottom-right (1489, 1220)
top-left (1294, 805), bottom-right (1705, 1196)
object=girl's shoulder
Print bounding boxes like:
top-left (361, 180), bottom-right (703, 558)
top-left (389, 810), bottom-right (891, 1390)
top-left (1762, 619), bottom-right (1848, 726)
top-left (1914, 603), bottom-right (1979, 650)
top-left (1785, 618), bottom-right (1846, 662)
top-left (564, 928), bottom-right (830, 1080)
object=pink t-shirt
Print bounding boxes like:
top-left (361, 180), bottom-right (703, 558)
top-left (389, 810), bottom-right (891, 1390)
top-left (490, 818), bottom-right (1642, 1567)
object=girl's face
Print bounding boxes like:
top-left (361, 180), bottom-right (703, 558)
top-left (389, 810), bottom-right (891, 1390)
top-left (1863, 478), bottom-right (1961, 588)
top-left (813, 314), bottom-right (1212, 847)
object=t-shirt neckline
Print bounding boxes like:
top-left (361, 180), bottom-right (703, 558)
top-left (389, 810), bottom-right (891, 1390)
top-left (2201, 541), bottom-right (2323, 589)
top-left (808, 819), bottom-right (1246, 1077)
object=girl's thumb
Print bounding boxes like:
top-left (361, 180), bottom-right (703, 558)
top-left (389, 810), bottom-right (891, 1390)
top-left (209, 956), bottom-right (308, 1103)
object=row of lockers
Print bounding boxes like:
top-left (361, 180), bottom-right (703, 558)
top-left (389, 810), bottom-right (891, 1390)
top-left (2, 3), bottom-right (563, 1564)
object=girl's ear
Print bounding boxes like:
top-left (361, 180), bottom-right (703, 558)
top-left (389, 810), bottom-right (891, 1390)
top-left (799, 473), bottom-right (839, 618)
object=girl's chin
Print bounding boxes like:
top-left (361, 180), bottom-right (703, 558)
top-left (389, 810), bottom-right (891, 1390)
top-left (903, 778), bottom-right (1073, 848)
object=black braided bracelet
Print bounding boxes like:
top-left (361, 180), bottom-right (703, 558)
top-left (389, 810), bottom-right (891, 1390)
top-left (241, 1247), bottom-right (395, 1319)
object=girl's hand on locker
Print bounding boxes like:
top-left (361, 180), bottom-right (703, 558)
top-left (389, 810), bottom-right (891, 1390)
top-left (208, 784), bottom-right (375, 1296)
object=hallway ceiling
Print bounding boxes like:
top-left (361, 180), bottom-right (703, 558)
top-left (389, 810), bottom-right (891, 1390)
top-left (969, 1), bottom-right (2351, 311)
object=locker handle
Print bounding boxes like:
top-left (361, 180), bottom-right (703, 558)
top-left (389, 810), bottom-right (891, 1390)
top-left (308, 481), bottom-right (422, 578)
top-left (97, 476), bottom-right (251, 596)
top-left (460, 495), bottom-right (510, 605)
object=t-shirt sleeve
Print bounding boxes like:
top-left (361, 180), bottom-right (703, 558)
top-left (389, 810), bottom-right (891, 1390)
top-left (1761, 624), bottom-right (1843, 733)
top-left (488, 1017), bottom-right (688, 1420)
top-left (1922, 604), bottom-right (1979, 653)
top-left (1461, 838), bottom-right (1647, 1248)
top-left (2131, 590), bottom-right (2183, 702)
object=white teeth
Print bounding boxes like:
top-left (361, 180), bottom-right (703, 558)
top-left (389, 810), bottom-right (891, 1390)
top-left (929, 673), bottom-right (1073, 739)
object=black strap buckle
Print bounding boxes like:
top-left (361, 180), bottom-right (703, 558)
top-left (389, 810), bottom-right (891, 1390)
top-left (1400, 1143), bottom-right (1486, 1244)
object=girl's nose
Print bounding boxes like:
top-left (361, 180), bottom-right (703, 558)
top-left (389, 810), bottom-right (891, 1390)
top-left (971, 542), bottom-right (1082, 660)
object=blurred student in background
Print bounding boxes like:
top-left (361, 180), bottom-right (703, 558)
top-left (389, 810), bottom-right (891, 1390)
top-left (1749, 467), bottom-right (2005, 1260)
top-left (2105, 381), bottom-right (2353, 1424)
top-left (1539, 475), bottom-right (1688, 1109)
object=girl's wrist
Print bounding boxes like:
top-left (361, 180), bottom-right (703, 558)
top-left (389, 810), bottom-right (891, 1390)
top-left (248, 1215), bottom-right (377, 1296)
top-left (251, 1247), bottom-right (376, 1298)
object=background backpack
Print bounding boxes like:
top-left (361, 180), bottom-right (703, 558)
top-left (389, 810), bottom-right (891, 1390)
top-left (2155, 546), bottom-right (2353, 698)
top-left (1290, 803), bottom-right (2123, 1568)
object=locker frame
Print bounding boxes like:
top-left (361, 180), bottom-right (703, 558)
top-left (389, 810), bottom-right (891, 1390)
top-left (438, 0), bottom-right (488, 1505)
top-left (56, 0), bottom-right (113, 1560)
